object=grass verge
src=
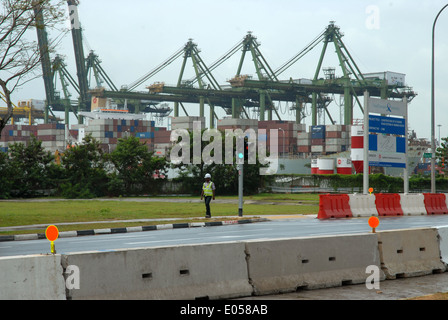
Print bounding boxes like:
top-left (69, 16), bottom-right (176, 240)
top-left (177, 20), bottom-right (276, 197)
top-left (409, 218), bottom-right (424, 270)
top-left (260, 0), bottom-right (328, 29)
top-left (0, 195), bottom-right (319, 236)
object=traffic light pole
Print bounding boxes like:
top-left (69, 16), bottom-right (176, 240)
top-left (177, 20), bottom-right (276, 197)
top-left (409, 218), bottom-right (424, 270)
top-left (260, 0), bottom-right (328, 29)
top-left (238, 163), bottom-right (243, 217)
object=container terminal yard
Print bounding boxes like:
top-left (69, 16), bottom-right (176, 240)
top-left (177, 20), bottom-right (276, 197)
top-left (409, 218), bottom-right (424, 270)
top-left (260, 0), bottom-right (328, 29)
top-left (0, 1), bottom-right (432, 177)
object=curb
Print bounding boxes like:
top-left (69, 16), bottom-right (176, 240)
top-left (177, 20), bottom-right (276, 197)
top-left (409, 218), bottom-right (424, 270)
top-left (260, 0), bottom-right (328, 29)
top-left (0, 218), bottom-right (270, 242)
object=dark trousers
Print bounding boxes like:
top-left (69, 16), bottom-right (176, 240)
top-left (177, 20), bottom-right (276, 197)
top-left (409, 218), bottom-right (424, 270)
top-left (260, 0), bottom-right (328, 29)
top-left (204, 196), bottom-right (212, 217)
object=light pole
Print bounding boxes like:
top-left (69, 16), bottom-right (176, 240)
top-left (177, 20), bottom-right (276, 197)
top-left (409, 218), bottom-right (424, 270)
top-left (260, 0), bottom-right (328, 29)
top-left (279, 128), bottom-right (285, 157)
top-left (431, 4), bottom-right (448, 193)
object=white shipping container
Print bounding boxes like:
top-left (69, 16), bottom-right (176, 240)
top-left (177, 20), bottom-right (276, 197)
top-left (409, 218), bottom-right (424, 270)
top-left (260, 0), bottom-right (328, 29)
top-left (293, 123), bottom-right (306, 132)
top-left (311, 145), bottom-right (324, 153)
top-left (154, 149), bottom-right (166, 157)
top-left (171, 116), bottom-right (205, 123)
top-left (326, 124), bottom-right (343, 132)
top-left (297, 140), bottom-right (311, 146)
top-left (363, 71), bottom-right (406, 86)
top-left (31, 99), bottom-right (46, 111)
top-left (86, 125), bottom-right (106, 132)
top-left (326, 145), bottom-right (342, 153)
top-left (326, 138), bottom-right (344, 145)
top-left (297, 132), bottom-right (310, 139)
top-left (38, 129), bottom-right (64, 137)
top-left (89, 131), bottom-right (106, 139)
top-left (154, 143), bottom-right (171, 149)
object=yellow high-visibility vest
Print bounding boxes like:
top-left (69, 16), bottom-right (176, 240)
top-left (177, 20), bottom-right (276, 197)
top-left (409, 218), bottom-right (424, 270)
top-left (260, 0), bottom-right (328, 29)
top-left (202, 182), bottom-right (214, 196)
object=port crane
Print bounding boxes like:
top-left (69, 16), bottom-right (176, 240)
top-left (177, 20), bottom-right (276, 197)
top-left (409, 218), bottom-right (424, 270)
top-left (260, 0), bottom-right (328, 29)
top-left (93, 22), bottom-right (415, 128)
top-left (36, 0), bottom-right (416, 129)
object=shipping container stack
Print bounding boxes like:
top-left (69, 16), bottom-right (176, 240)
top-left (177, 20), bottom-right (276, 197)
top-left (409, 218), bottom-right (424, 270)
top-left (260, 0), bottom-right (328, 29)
top-left (171, 116), bottom-right (205, 131)
top-left (37, 123), bottom-right (66, 153)
top-left (217, 118), bottom-right (258, 132)
top-left (325, 125), bottom-right (350, 154)
top-left (258, 120), bottom-right (299, 156)
top-left (84, 119), bottom-right (155, 153)
top-left (154, 127), bottom-right (172, 157)
top-left (0, 124), bottom-right (37, 153)
top-left (310, 125), bottom-right (326, 154)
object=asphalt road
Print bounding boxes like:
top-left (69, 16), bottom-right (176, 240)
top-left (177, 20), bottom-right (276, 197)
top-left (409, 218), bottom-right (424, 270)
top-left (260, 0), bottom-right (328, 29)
top-left (1, 214), bottom-right (448, 257)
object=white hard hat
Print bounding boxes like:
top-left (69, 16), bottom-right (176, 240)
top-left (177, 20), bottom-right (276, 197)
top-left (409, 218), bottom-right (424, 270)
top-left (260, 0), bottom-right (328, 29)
top-left (204, 173), bottom-right (211, 179)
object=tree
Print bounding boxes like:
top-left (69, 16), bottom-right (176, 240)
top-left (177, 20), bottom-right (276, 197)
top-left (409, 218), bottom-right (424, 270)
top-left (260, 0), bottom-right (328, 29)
top-left (0, 0), bottom-right (65, 137)
top-left (7, 134), bottom-right (58, 197)
top-left (170, 129), bottom-right (271, 195)
top-left (107, 136), bottom-right (167, 196)
top-left (60, 134), bottom-right (108, 198)
top-left (436, 137), bottom-right (448, 175)
top-left (0, 149), bottom-right (13, 198)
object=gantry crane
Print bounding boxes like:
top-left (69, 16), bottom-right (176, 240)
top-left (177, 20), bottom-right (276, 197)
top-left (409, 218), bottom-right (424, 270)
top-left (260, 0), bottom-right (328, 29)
top-left (229, 22), bottom-right (416, 126)
top-left (92, 22), bottom-right (416, 128)
top-left (67, 0), bottom-right (89, 123)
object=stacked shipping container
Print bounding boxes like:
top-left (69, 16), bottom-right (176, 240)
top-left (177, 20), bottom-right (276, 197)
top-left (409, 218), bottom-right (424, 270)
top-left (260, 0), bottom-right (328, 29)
top-left (0, 124), bottom-right (37, 152)
top-left (325, 125), bottom-right (350, 153)
top-left (84, 119), bottom-right (155, 152)
top-left (38, 123), bottom-right (66, 152)
top-left (1, 119), bottom-right (356, 163)
top-left (154, 127), bottom-right (172, 157)
top-left (258, 121), bottom-right (301, 155)
top-left (310, 125), bottom-right (325, 153)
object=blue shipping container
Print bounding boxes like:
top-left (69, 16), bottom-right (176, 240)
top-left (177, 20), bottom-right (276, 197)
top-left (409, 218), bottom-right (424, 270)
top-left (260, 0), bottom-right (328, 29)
top-left (311, 125), bottom-right (326, 139)
top-left (136, 132), bottom-right (154, 139)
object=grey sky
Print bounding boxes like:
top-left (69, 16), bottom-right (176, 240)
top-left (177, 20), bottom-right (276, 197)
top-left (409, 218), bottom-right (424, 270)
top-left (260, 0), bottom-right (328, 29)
top-left (9, 0), bottom-right (448, 141)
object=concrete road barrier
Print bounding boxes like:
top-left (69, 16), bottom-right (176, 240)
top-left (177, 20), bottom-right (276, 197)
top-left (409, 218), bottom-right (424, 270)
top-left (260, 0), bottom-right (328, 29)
top-left (436, 226), bottom-right (448, 270)
top-left (400, 193), bottom-right (427, 216)
top-left (377, 228), bottom-right (446, 279)
top-left (245, 233), bottom-right (384, 295)
top-left (0, 254), bottom-right (66, 300)
top-left (61, 242), bottom-right (252, 300)
top-left (348, 194), bottom-right (378, 217)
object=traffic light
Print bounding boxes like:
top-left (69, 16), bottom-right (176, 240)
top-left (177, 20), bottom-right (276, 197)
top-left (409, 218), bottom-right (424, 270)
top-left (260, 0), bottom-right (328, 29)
top-left (243, 137), bottom-right (249, 162)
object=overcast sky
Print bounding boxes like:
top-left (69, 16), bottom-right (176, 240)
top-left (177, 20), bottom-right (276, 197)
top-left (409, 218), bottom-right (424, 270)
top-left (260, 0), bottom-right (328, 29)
top-left (9, 0), bottom-right (448, 141)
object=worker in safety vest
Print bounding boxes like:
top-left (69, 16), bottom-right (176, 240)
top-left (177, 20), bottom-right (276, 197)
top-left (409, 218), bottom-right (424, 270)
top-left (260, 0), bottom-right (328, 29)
top-left (200, 173), bottom-right (216, 218)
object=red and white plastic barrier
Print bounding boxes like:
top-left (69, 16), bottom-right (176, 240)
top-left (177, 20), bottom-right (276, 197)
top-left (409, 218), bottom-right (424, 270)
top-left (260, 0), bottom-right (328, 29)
top-left (318, 193), bottom-right (448, 219)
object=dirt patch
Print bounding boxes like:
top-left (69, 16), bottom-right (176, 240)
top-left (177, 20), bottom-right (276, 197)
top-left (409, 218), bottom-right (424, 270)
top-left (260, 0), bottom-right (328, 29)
top-left (407, 292), bottom-right (448, 300)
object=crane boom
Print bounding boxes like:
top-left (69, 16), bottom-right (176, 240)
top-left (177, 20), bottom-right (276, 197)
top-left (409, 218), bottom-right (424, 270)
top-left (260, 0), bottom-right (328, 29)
top-left (67, 0), bottom-right (90, 117)
top-left (33, 3), bottom-right (55, 122)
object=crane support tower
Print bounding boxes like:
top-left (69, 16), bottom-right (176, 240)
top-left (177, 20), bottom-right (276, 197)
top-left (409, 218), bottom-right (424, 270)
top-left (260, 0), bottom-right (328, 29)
top-left (67, 0), bottom-right (90, 123)
top-left (33, 2), bottom-right (55, 123)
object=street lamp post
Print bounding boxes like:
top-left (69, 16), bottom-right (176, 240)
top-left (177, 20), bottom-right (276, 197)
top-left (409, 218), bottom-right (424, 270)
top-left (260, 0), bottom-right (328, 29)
top-left (279, 128), bottom-right (285, 157)
top-left (431, 4), bottom-right (448, 193)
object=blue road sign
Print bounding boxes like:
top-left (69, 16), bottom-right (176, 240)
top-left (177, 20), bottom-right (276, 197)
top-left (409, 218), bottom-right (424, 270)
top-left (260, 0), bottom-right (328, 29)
top-left (369, 115), bottom-right (405, 136)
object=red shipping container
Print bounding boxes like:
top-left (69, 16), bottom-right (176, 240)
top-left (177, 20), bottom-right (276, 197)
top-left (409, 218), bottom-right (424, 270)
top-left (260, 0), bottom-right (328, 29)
top-left (326, 131), bottom-right (342, 138)
top-left (298, 146), bottom-right (311, 153)
top-left (311, 139), bottom-right (325, 145)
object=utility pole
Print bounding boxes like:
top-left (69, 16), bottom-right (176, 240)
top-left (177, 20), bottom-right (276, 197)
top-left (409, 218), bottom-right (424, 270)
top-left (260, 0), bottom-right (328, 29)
top-left (238, 163), bottom-right (243, 217)
top-left (431, 4), bottom-right (448, 193)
